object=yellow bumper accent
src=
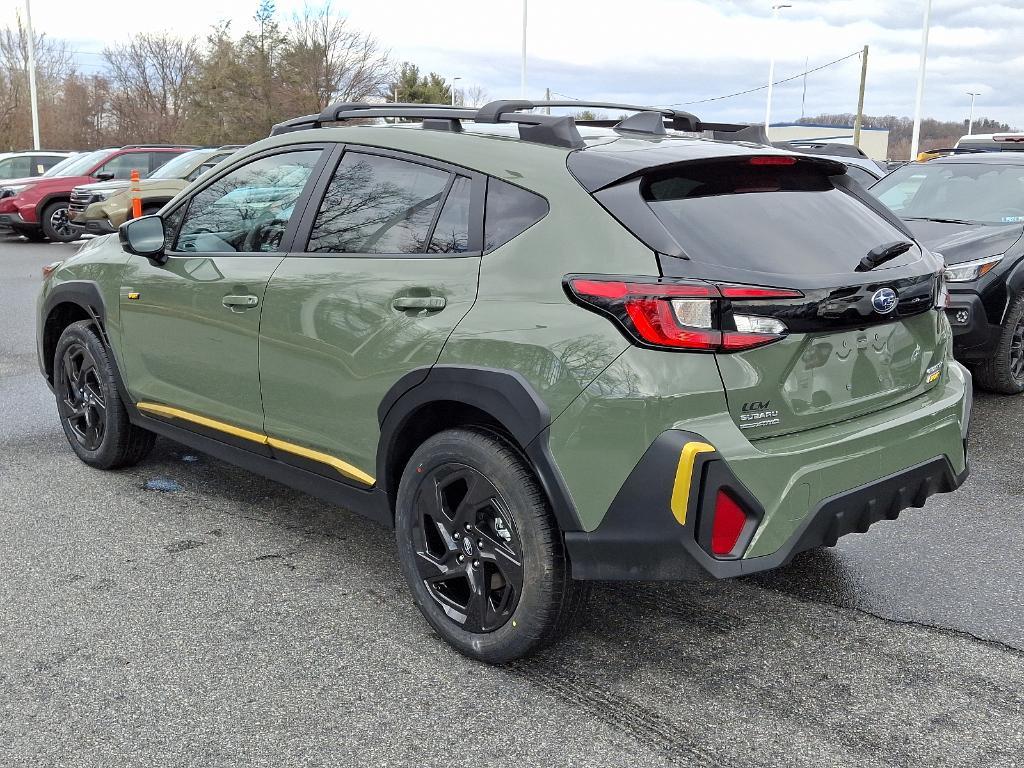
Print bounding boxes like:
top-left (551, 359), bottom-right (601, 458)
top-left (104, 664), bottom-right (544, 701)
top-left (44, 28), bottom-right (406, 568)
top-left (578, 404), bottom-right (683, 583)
top-left (136, 401), bottom-right (375, 486)
top-left (670, 441), bottom-right (715, 526)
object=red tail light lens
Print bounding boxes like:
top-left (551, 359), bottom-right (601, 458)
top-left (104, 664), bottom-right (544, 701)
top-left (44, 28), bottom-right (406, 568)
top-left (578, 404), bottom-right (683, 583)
top-left (711, 490), bottom-right (748, 555)
top-left (566, 276), bottom-right (802, 353)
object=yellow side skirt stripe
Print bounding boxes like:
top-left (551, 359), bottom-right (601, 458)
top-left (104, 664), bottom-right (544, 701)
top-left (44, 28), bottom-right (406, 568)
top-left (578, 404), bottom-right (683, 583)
top-left (136, 401), bottom-right (375, 486)
top-left (670, 441), bottom-right (715, 526)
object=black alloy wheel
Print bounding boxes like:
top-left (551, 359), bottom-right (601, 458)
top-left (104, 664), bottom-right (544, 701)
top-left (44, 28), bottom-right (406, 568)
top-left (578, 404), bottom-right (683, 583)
top-left (57, 340), bottom-right (107, 451)
top-left (53, 320), bottom-right (155, 469)
top-left (41, 201), bottom-right (80, 242)
top-left (395, 428), bottom-right (589, 664)
top-left (1010, 315), bottom-right (1024, 382)
top-left (412, 463), bottom-right (524, 633)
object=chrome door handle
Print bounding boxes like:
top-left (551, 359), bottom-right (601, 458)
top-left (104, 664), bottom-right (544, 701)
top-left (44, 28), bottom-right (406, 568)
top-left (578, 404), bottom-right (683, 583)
top-left (223, 294), bottom-right (259, 309)
top-left (392, 296), bottom-right (446, 311)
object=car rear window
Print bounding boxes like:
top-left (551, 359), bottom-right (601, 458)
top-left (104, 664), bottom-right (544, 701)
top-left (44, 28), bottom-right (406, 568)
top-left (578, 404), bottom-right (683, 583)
top-left (643, 159), bottom-right (918, 275)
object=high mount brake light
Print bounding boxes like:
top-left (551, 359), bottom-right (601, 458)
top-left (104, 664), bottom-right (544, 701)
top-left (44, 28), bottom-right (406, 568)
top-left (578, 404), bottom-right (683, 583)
top-left (566, 277), bottom-right (803, 353)
top-left (748, 156), bottom-right (798, 166)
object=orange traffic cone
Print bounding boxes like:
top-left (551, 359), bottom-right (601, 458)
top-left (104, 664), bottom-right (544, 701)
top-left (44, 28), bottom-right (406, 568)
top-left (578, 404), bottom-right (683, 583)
top-left (130, 168), bottom-right (142, 219)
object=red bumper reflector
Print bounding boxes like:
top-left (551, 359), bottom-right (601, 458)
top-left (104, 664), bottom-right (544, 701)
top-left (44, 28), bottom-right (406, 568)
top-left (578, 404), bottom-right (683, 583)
top-left (711, 490), bottom-right (748, 555)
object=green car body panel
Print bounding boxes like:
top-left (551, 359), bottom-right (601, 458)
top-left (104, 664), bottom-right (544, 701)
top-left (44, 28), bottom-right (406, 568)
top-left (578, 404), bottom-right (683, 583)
top-left (37, 117), bottom-right (971, 581)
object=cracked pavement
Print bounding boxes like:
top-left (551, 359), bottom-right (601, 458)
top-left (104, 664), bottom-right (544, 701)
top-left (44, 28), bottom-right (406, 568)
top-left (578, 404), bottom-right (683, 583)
top-left (2, 235), bottom-right (1023, 767)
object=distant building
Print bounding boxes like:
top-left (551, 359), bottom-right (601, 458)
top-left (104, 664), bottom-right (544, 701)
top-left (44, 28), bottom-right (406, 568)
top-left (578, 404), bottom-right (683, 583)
top-left (766, 123), bottom-right (890, 161)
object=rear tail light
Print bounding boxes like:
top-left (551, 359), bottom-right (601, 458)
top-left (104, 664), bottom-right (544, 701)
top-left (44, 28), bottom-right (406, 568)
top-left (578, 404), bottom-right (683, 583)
top-left (711, 490), bottom-right (749, 556)
top-left (565, 276), bottom-right (802, 352)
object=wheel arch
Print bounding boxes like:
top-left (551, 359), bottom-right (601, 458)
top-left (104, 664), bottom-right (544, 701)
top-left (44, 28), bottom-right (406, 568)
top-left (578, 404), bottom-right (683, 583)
top-left (376, 365), bottom-right (583, 532)
top-left (39, 281), bottom-right (110, 385)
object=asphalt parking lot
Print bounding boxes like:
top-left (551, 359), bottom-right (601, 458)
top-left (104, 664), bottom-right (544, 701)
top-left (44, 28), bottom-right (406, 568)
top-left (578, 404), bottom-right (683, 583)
top-left (2, 233), bottom-right (1023, 767)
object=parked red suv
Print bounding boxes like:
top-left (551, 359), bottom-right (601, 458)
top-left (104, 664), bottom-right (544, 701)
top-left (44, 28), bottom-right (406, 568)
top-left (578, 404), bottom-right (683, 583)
top-left (0, 145), bottom-right (194, 242)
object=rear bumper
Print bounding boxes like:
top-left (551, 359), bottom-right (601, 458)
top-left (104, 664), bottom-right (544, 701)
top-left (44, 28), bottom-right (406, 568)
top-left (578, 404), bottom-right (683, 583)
top-left (565, 362), bottom-right (972, 581)
top-left (566, 439), bottom-right (968, 580)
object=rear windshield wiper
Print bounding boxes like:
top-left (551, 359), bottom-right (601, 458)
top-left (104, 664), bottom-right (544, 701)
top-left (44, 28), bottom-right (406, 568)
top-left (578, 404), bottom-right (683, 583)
top-left (904, 216), bottom-right (977, 225)
top-left (856, 240), bottom-right (914, 272)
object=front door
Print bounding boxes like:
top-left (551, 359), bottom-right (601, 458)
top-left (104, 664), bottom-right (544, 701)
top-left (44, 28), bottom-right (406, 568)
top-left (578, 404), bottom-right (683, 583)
top-left (259, 148), bottom-right (483, 485)
top-left (118, 147), bottom-right (326, 436)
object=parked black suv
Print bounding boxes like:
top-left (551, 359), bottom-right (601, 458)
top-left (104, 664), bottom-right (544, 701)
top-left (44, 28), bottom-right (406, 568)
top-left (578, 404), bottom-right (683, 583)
top-left (872, 153), bottom-right (1024, 392)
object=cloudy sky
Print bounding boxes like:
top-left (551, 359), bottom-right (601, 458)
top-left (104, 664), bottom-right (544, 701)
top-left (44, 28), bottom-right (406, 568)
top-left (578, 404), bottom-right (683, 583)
top-left (3, 0), bottom-right (1023, 128)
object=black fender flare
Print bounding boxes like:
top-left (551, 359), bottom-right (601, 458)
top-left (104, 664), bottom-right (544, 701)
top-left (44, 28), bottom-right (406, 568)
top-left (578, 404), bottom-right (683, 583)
top-left (35, 192), bottom-right (72, 223)
top-left (38, 280), bottom-right (113, 383)
top-left (376, 365), bottom-right (583, 532)
top-left (996, 251), bottom-right (1024, 321)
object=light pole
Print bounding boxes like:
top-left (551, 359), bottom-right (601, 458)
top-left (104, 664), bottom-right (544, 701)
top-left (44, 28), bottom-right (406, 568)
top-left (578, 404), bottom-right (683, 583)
top-left (764, 3), bottom-right (792, 133)
top-left (24, 0), bottom-right (40, 150)
top-left (520, 0), bottom-right (528, 98)
top-left (909, 0), bottom-right (933, 161)
top-left (967, 91), bottom-right (981, 135)
top-left (451, 76), bottom-right (462, 106)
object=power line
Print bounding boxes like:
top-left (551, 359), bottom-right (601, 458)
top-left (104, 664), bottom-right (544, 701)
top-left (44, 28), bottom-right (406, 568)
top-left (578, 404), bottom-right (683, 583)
top-left (667, 49), bottom-right (863, 106)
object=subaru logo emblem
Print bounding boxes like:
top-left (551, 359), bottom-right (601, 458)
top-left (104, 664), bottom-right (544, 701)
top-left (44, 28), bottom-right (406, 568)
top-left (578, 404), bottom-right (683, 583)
top-left (871, 287), bottom-right (898, 314)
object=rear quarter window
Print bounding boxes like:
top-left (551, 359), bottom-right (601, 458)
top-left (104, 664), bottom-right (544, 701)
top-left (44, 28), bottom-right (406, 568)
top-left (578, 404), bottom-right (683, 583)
top-left (483, 179), bottom-right (548, 252)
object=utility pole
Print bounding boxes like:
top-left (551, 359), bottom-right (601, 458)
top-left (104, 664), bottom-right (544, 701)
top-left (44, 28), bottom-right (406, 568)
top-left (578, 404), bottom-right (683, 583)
top-left (520, 0), bottom-right (527, 99)
top-left (544, 86), bottom-right (550, 115)
top-left (800, 55), bottom-right (808, 120)
top-left (451, 76), bottom-right (462, 106)
top-left (967, 91), bottom-right (981, 135)
top-left (764, 4), bottom-right (792, 133)
top-left (25, 0), bottom-right (41, 150)
top-left (853, 45), bottom-right (869, 149)
top-left (909, 0), bottom-right (932, 161)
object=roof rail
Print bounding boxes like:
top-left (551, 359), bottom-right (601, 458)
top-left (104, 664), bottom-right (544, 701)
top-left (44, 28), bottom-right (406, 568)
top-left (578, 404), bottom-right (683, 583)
top-left (119, 144), bottom-right (201, 149)
top-left (268, 99), bottom-right (748, 148)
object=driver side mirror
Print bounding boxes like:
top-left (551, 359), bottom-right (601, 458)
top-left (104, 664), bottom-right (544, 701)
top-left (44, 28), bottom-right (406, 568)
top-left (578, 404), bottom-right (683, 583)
top-left (94, 171), bottom-right (115, 182)
top-left (119, 215), bottom-right (167, 266)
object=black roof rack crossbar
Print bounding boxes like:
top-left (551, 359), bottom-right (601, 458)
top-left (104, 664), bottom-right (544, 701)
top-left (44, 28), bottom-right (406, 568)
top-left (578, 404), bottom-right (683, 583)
top-left (270, 100), bottom-right (586, 149)
top-left (268, 99), bottom-right (747, 147)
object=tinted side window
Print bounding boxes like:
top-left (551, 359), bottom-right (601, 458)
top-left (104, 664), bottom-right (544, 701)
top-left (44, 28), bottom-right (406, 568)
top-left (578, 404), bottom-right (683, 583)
top-left (428, 176), bottom-right (471, 254)
top-left (37, 155), bottom-right (65, 173)
top-left (307, 152), bottom-right (450, 254)
top-left (97, 152), bottom-right (150, 179)
top-left (483, 179), bottom-right (549, 251)
top-left (0, 156), bottom-right (32, 178)
top-left (149, 151), bottom-right (185, 174)
top-left (174, 149), bottom-right (321, 254)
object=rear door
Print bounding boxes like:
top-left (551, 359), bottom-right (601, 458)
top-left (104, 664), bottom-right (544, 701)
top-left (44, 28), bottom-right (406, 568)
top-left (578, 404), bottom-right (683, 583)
top-left (258, 146), bottom-right (483, 484)
top-left (635, 157), bottom-right (946, 439)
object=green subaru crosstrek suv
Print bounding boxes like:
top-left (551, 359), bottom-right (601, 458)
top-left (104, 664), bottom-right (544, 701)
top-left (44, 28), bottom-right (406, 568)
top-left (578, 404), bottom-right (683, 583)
top-left (37, 100), bottom-right (972, 663)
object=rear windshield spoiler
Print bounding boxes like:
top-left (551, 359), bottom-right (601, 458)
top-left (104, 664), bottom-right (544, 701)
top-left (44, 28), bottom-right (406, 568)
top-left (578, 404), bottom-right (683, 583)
top-left (568, 151), bottom-right (848, 193)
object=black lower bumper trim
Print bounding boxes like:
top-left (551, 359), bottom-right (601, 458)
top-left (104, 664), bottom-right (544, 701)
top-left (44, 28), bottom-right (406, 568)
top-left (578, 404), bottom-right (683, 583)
top-left (565, 429), bottom-right (969, 582)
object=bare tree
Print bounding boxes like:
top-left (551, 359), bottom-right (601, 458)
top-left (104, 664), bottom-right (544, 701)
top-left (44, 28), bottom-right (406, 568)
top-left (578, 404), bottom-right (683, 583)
top-left (0, 14), bottom-right (74, 149)
top-left (463, 84), bottom-right (488, 107)
top-left (103, 33), bottom-right (199, 143)
top-left (278, 2), bottom-right (392, 114)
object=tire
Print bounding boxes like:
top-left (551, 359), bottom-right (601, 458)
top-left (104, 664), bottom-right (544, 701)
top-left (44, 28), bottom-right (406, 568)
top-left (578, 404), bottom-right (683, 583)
top-left (12, 225), bottom-right (45, 242)
top-left (974, 294), bottom-right (1024, 395)
top-left (53, 320), bottom-right (155, 469)
top-left (395, 428), bottom-right (589, 664)
top-left (40, 200), bottom-right (80, 243)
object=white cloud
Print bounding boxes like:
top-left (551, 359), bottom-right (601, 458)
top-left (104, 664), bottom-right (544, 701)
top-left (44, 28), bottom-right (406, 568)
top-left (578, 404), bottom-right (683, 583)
top-left (2, 0), bottom-right (1022, 128)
